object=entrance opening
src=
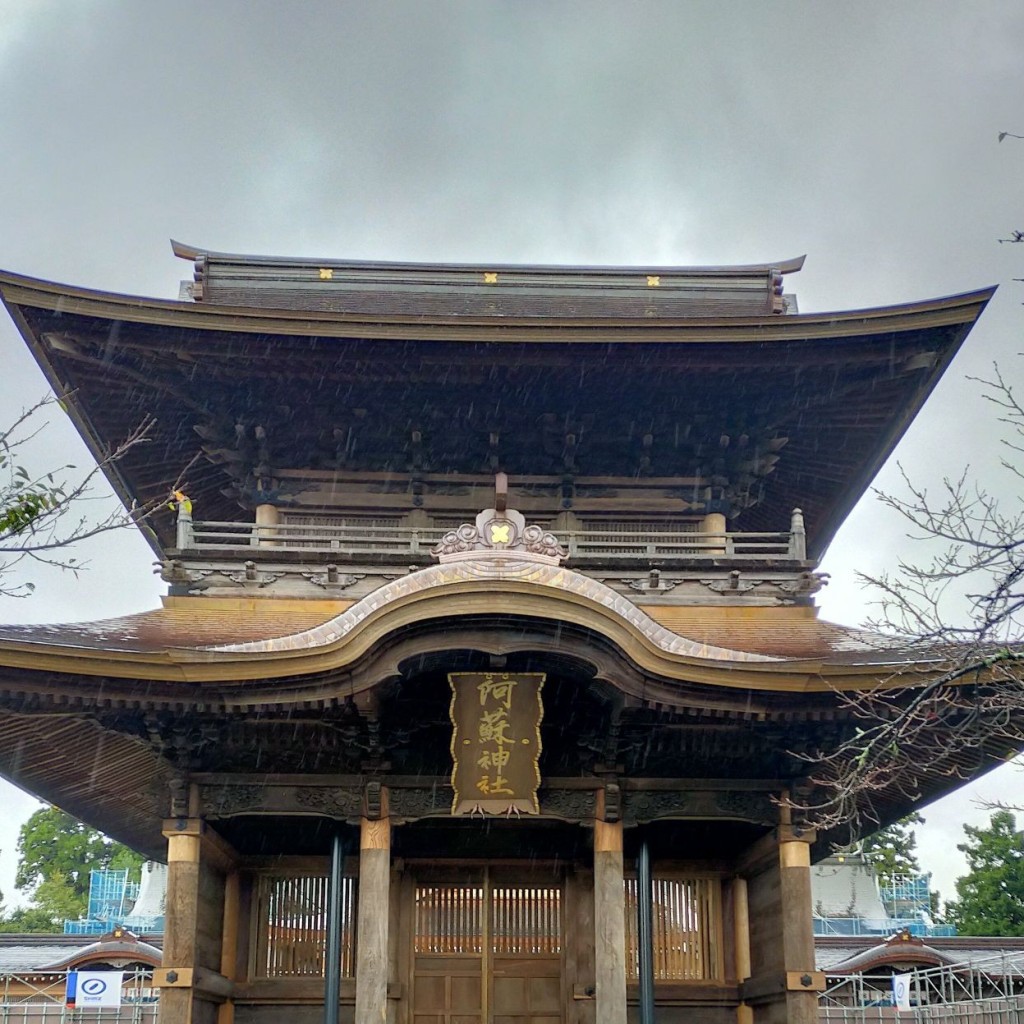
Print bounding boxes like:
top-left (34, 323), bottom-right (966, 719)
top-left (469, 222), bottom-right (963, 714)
top-left (412, 868), bottom-right (563, 1024)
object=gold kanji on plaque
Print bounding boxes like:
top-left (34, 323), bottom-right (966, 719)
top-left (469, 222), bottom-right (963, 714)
top-left (449, 672), bottom-right (544, 815)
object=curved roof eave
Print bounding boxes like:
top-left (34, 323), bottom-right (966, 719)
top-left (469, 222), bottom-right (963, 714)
top-left (826, 943), bottom-right (957, 975)
top-left (0, 560), bottom-right (945, 696)
top-left (43, 938), bottom-right (163, 970)
top-left (0, 267), bottom-right (995, 341)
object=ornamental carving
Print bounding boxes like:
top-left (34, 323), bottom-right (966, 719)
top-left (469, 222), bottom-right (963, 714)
top-left (168, 777), bottom-right (188, 818)
top-left (301, 568), bottom-right (366, 590)
top-left (700, 574), bottom-right (757, 594)
top-left (603, 781), bottom-right (622, 822)
top-left (539, 788), bottom-right (598, 821)
top-left (622, 791), bottom-right (694, 824)
top-left (714, 790), bottom-right (777, 825)
top-left (433, 505), bottom-right (566, 565)
top-left (364, 780), bottom-right (383, 819)
top-left (203, 784), bottom-right (266, 816)
top-left (777, 572), bottom-right (829, 596)
top-left (159, 560), bottom-right (214, 586)
top-left (625, 577), bottom-right (680, 593)
top-left (294, 786), bottom-right (363, 818)
top-left (227, 562), bottom-right (285, 588)
top-left (387, 785), bottom-right (454, 819)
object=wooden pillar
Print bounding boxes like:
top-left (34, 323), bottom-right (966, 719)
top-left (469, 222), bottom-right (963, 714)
top-left (739, 818), bottom-right (823, 1024)
top-left (776, 830), bottom-right (820, 1024)
top-left (254, 503), bottom-right (279, 547)
top-left (160, 825), bottom-right (202, 1024)
top-left (593, 817), bottom-right (627, 1024)
top-left (733, 877), bottom-right (753, 1024)
top-left (216, 870), bottom-right (240, 1024)
top-left (155, 820), bottom-right (236, 1024)
top-left (355, 815), bottom-right (391, 1024)
top-left (701, 510), bottom-right (727, 554)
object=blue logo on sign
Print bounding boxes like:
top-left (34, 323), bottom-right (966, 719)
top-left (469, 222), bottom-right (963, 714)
top-left (81, 978), bottom-right (108, 996)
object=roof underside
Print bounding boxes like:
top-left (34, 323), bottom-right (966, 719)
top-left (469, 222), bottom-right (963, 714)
top-left (0, 271), bottom-right (993, 558)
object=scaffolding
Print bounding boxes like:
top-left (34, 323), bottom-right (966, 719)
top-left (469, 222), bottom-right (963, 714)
top-left (63, 870), bottom-right (145, 936)
top-left (0, 969), bottom-right (156, 1024)
top-left (814, 869), bottom-right (955, 938)
top-left (821, 951), bottom-right (1024, 1024)
top-left (880, 874), bottom-right (933, 919)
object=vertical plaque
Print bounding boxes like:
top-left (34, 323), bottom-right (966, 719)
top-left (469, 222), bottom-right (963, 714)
top-left (449, 672), bottom-right (544, 815)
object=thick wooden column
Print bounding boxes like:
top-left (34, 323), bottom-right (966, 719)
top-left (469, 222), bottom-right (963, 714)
top-left (739, 817), bottom-right (824, 1024)
top-left (216, 870), bottom-right (240, 1024)
top-left (733, 876), bottom-right (753, 1024)
top-left (775, 830), bottom-right (820, 1024)
top-left (593, 817), bottom-right (627, 1024)
top-left (155, 819), bottom-right (236, 1024)
top-left (354, 815), bottom-right (391, 1024)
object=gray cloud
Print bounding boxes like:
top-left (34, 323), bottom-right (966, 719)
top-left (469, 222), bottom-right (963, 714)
top-left (1, 0), bottom-right (1023, 903)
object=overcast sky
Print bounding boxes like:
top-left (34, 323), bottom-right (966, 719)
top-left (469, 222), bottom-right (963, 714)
top-left (1, 0), bottom-right (1023, 911)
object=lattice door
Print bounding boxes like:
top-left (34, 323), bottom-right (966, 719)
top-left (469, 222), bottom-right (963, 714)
top-left (412, 870), bottom-right (563, 1024)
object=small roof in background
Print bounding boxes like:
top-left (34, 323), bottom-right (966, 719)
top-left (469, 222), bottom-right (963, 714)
top-left (0, 929), bottom-right (161, 973)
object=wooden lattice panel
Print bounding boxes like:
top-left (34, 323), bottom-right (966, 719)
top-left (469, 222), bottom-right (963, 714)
top-left (625, 875), bottom-right (724, 981)
top-left (255, 873), bottom-right (356, 978)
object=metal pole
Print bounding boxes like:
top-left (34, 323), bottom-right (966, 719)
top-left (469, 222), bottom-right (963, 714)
top-left (323, 832), bottom-right (345, 1024)
top-left (637, 840), bottom-right (656, 1024)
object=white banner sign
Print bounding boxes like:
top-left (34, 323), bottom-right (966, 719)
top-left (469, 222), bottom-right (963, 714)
top-left (66, 971), bottom-right (124, 1008)
top-left (892, 972), bottom-right (912, 1012)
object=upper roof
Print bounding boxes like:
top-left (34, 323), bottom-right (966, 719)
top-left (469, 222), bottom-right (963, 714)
top-left (172, 240), bottom-right (805, 317)
top-left (0, 254), bottom-right (994, 558)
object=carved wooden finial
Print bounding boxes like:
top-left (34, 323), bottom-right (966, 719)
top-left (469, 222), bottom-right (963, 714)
top-left (495, 471), bottom-right (508, 513)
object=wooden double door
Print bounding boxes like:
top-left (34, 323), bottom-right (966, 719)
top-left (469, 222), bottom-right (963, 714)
top-left (410, 867), bottom-right (564, 1024)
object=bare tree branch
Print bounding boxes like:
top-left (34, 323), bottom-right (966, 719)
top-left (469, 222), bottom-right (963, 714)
top-left (790, 367), bottom-right (1024, 839)
top-left (0, 394), bottom-right (170, 598)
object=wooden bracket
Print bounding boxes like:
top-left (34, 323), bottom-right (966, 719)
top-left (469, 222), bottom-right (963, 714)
top-left (154, 967), bottom-right (234, 1000)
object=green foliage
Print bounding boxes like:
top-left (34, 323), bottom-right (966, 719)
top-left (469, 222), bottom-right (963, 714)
top-left (0, 905), bottom-right (63, 934)
top-left (0, 463), bottom-right (65, 537)
top-left (946, 811), bottom-right (1024, 936)
top-left (862, 813), bottom-right (923, 890)
top-left (3, 807), bottom-right (144, 928)
top-left (32, 873), bottom-right (86, 923)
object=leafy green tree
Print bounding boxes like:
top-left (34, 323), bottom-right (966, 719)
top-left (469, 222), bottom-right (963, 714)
top-left (946, 811), bottom-right (1024, 936)
top-left (0, 905), bottom-right (62, 934)
top-left (7, 807), bottom-right (144, 928)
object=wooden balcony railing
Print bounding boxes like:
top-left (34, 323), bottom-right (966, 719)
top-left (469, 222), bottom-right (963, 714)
top-left (174, 510), bottom-right (809, 563)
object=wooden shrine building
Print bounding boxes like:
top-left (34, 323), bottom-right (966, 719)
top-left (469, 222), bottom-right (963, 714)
top-left (0, 247), bottom-right (998, 1024)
